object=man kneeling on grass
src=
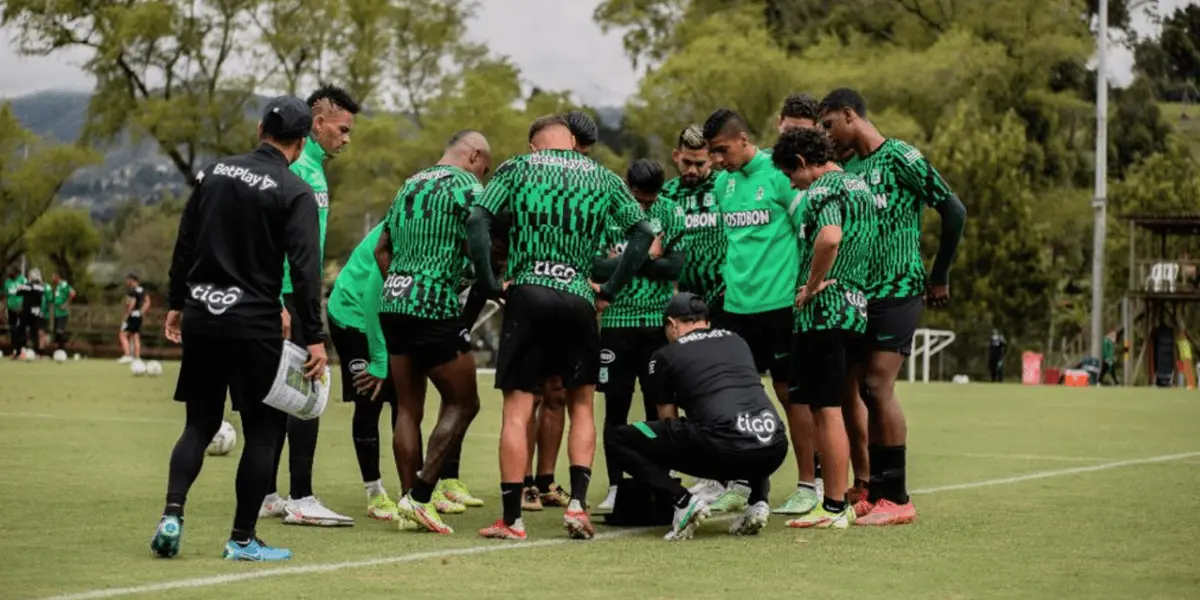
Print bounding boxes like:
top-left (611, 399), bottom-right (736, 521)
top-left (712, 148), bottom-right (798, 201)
top-left (604, 293), bottom-right (788, 540)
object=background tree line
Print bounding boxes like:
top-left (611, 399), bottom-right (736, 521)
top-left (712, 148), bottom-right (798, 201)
top-left (4, 0), bottom-right (1200, 377)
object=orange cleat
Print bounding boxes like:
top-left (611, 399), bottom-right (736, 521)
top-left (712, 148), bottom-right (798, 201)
top-left (479, 519), bottom-right (527, 540)
top-left (564, 507), bottom-right (595, 540)
top-left (854, 499), bottom-right (915, 526)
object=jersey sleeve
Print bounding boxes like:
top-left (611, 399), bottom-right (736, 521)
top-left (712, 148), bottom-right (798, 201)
top-left (646, 348), bottom-right (676, 406)
top-left (812, 189), bottom-right (846, 231)
top-left (362, 267), bottom-right (388, 379)
top-left (892, 141), bottom-right (954, 208)
top-left (476, 159), bottom-right (518, 215)
top-left (607, 171), bottom-right (644, 232)
top-left (454, 174), bottom-right (484, 211)
top-left (663, 202), bottom-right (687, 252)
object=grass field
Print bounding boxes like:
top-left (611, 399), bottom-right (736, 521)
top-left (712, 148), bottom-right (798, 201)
top-left (2, 360), bottom-right (1199, 600)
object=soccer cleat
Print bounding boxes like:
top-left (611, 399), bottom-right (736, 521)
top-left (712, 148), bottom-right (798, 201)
top-left (563, 502), bottom-right (596, 540)
top-left (432, 490), bottom-right (467, 515)
top-left (222, 537), bottom-right (293, 561)
top-left (440, 479), bottom-right (484, 507)
top-left (521, 486), bottom-right (544, 511)
top-left (708, 482), bottom-right (750, 513)
top-left (664, 496), bottom-right (710, 541)
top-left (117, 355), bottom-right (133, 364)
top-left (283, 496), bottom-right (354, 527)
top-left (688, 479), bottom-right (726, 504)
top-left (596, 485), bottom-right (619, 511)
top-left (397, 493), bottom-right (453, 534)
top-left (258, 493), bottom-right (289, 519)
top-left (729, 501), bottom-right (770, 536)
top-left (540, 483), bottom-right (571, 507)
top-left (150, 515), bottom-right (183, 558)
top-left (854, 499), bottom-right (916, 526)
top-left (367, 493), bottom-right (399, 521)
top-left (772, 485), bottom-right (819, 515)
top-left (846, 482), bottom-right (868, 505)
top-left (395, 515), bottom-right (421, 532)
top-left (787, 504), bottom-right (853, 529)
top-left (479, 518), bottom-right (527, 540)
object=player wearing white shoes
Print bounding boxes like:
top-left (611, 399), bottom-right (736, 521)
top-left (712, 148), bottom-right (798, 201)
top-left (605, 293), bottom-right (787, 541)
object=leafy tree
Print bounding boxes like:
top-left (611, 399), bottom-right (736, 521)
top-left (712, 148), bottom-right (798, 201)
top-left (24, 208), bottom-right (102, 294)
top-left (113, 208), bottom-right (185, 289)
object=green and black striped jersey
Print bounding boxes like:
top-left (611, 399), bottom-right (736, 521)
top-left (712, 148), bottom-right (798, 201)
top-left (660, 171), bottom-right (727, 305)
top-left (379, 165), bottom-right (480, 320)
top-left (477, 149), bottom-right (644, 301)
top-left (599, 197), bottom-right (686, 328)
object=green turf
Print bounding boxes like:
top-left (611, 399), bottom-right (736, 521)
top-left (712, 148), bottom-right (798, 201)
top-left (2, 360), bottom-right (1198, 600)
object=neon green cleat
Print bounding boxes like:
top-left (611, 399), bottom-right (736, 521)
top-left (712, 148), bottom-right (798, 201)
top-left (772, 485), bottom-right (819, 515)
top-left (439, 479), bottom-right (484, 507)
top-left (432, 490), bottom-right (466, 515)
top-left (786, 503), bottom-right (853, 529)
top-left (395, 514), bottom-right (421, 532)
top-left (397, 494), bottom-right (453, 534)
top-left (367, 493), bottom-right (399, 521)
top-left (707, 482), bottom-right (749, 513)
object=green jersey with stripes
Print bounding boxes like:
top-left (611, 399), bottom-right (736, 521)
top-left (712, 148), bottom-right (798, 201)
top-left (379, 165), bottom-right (480, 320)
top-left (477, 150), bottom-right (644, 302)
top-left (791, 170), bottom-right (877, 333)
top-left (282, 137), bottom-right (329, 296)
top-left (841, 138), bottom-right (954, 300)
top-left (600, 197), bottom-right (686, 328)
top-left (328, 224), bottom-right (388, 379)
top-left (661, 171), bottom-right (727, 304)
top-left (717, 149), bottom-right (800, 314)
top-left (5, 274), bottom-right (24, 310)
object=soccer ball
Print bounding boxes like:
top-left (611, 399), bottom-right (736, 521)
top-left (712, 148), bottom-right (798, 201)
top-left (130, 359), bottom-right (147, 376)
top-left (73, 353), bottom-right (81, 361)
top-left (206, 421), bottom-right (238, 456)
top-left (53, 350), bottom-right (68, 363)
top-left (146, 360), bottom-right (163, 376)
top-left (22, 348), bottom-right (36, 362)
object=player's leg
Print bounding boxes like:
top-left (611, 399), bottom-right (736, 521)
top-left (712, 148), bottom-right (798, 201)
top-left (758, 308), bottom-right (818, 516)
top-left (118, 324), bottom-right (131, 361)
top-left (30, 319), bottom-right (43, 356)
top-left (598, 326), bottom-right (639, 510)
top-left (436, 430), bottom-right (482, 508)
top-left (521, 393), bottom-right (545, 511)
top-left (843, 360), bottom-right (871, 510)
top-left (54, 314), bottom-right (68, 351)
top-left (131, 328), bottom-right (141, 359)
top-left (536, 379), bottom-right (570, 507)
top-left (558, 292), bottom-right (605, 540)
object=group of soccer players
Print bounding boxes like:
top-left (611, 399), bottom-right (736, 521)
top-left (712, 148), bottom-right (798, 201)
top-left (4, 267), bottom-right (76, 357)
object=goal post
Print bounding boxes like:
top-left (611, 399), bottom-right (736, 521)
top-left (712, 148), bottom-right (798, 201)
top-left (908, 328), bottom-right (956, 383)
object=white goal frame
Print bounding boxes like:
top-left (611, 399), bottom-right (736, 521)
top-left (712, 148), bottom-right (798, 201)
top-left (908, 328), bottom-right (956, 383)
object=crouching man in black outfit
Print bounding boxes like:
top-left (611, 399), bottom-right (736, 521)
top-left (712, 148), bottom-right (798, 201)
top-left (604, 292), bottom-right (787, 541)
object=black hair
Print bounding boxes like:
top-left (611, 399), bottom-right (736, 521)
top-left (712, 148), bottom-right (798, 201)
top-left (564, 110), bottom-right (599, 147)
top-left (676, 125), bottom-right (706, 151)
top-left (770, 127), bottom-right (835, 172)
top-left (781, 93), bottom-right (820, 121)
top-left (702, 108), bottom-right (749, 142)
top-left (819, 88), bottom-right (867, 118)
top-left (446, 129), bottom-right (484, 148)
top-left (306, 84), bottom-right (361, 114)
top-left (627, 159), bottom-right (666, 194)
top-left (528, 114), bottom-right (570, 142)
top-left (126, 272), bottom-right (140, 282)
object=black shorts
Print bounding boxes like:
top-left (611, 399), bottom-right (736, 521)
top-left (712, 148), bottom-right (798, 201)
top-left (606, 418), bottom-right (787, 482)
top-left (863, 296), bottom-right (923, 356)
top-left (174, 334), bottom-right (282, 412)
top-left (329, 314), bottom-right (397, 405)
top-left (720, 307), bottom-right (791, 381)
top-left (379, 312), bottom-right (470, 371)
top-left (122, 316), bottom-right (143, 334)
top-left (495, 284), bottom-right (599, 393)
top-left (789, 329), bottom-right (860, 408)
top-left (599, 326), bottom-right (667, 396)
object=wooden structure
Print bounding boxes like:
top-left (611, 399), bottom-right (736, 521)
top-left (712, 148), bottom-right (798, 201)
top-left (1122, 213), bottom-right (1200, 385)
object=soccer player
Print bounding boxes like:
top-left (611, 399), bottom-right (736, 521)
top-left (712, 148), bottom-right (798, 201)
top-left (4, 268), bottom-right (24, 357)
top-left (606, 292), bottom-right (787, 540)
top-left (988, 329), bottom-right (1007, 383)
top-left (467, 114), bottom-right (654, 541)
top-left (49, 273), bottom-right (75, 352)
top-left (819, 88), bottom-right (967, 525)
top-left (778, 93), bottom-right (822, 132)
top-left (151, 95), bottom-right (327, 561)
top-left (118, 273), bottom-right (148, 363)
top-left (262, 84), bottom-right (360, 528)
top-left (594, 158), bottom-right (686, 511)
top-left (701, 108), bottom-right (817, 516)
top-left (566, 110), bottom-right (599, 155)
top-left (373, 130), bottom-right (492, 535)
top-left (772, 126), bottom-right (878, 529)
top-left (15, 270), bottom-right (49, 357)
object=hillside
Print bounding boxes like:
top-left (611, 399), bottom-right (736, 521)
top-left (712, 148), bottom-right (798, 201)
top-left (1162, 102), bottom-right (1200, 158)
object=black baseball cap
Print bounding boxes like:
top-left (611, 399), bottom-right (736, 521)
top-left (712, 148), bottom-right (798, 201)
top-left (261, 96), bottom-right (313, 140)
top-left (664, 292), bottom-right (709, 322)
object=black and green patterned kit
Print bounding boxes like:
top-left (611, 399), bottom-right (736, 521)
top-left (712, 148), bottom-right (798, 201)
top-left (599, 197), bottom-right (686, 328)
top-left (660, 171), bottom-right (727, 304)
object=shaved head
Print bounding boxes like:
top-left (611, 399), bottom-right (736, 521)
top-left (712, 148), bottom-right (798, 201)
top-left (447, 130), bottom-right (490, 154)
top-left (441, 129), bottom-right (492, 180)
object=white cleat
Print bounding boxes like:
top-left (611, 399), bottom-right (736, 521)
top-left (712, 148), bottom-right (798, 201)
top-left (688, 479), bottom-right (726, 504)
top-left (283, 495), bottom-right (354, 527)
top-left (597, 485), bottom-right (619, 511)
top-left (664, 496), bottom-right (710, 541)
top-left (117, 356), bottom-right (133, 364)
top-left (729, 501), bottom-right (770, 536)
top-left (258, 493), bottom-right (289, 518)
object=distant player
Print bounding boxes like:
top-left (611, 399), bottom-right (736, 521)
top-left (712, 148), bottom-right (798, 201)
top-left (15, 270), bottom-right (49, 356)
top-left (374, 130), bottom-right (492, 535)
top-left (773, 126), bottom-right (878, 528)
top-left (594, 158), bottom-right (686, 511)
top-left (819, 88), bottom-right (967, 524)
top-left (4, 268), bottom-right (24, 357)
top-left (117, 273), bottom-right (148, 363)
top-left (988, 329), bottom-right (1007, 383)
top-left (50, 273), bottom-right (75, 352)
top-left (702, 108), bottom-right (817, 516)
top-left (606, 293), bottom-right (786, 540)
top-left (467, 114), bottom-right (653, 540)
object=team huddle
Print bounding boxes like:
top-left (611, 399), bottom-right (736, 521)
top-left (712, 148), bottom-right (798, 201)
top-left (150, 85), bottom-right (967, 561)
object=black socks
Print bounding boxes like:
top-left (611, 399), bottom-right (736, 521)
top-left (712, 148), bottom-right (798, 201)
top-left (501, 482), bottom-right (523, 525)
top-left (569, 465), bottom-right (592, 506)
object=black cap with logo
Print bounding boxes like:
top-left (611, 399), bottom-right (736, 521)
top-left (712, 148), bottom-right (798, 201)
top-left (664, 292), bottom-right (709, 322)
top-left (260, 96), bottom-right (313, 141)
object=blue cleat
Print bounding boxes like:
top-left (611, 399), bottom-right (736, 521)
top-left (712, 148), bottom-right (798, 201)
top-left (150, 515), bottom-right (183, 558)
top-left (222, 537), bottom-right (293, 562)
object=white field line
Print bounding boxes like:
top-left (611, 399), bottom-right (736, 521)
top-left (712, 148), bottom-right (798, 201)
top-left (958, 452), bottom-right (1118, 463)
top-left (31, 450), bottom-right (1200, 600)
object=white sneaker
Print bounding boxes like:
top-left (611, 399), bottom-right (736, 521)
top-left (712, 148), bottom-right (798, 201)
top-left (688, 479), bottom-right (726, 504)
top-left (597, 485), bottom-right (619, 511)
top-left (117, 356), bottom-right (133, 364)
top-left (258, 493), bottom-right (288, 518)
top-left (729, 501), bottom-right (770, 536)
top-left (664, 496), bottom-right (710, 541)
top-left (282, 495), bottom-right (354, 526)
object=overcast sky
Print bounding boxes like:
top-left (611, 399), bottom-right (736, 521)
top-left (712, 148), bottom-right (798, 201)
top-left (0, 0), bottom-right (1194, 107)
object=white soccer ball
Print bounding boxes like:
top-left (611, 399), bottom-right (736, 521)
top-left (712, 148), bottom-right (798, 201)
top-left (53, 349), bottom-right (68, 363)
top-left (146, 360), bottom-right (163, 376)
top-left (952, 374), bottom-right (971, 384)
top-left (73, 353), bottom-right (81, 361)
top-left (206, 421), bottom-right (238, 456)
top-left (130, 359), bottom-right (147, 376)
top-left (22, 348), bottom-right (36, 362)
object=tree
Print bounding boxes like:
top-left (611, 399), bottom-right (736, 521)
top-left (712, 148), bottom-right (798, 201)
top-left (0, 103), bottom-right (101, 275)
top-left (113, 208), bottom-right (184, 289)
top-left (1134, 5), bottom-right (1200, 102)
top-left (252, 0), bottom-right (340, 96)
top-left (24, 208), bottom-right (102, 292)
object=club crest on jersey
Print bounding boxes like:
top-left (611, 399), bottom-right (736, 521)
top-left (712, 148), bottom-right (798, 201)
top-left (348, 359), bottom-right (368, 375)
top-left (703, 192), bottom-right (715, 207)
top-left (649, 218), bottom-right (662, 234)
top-left (189, 284), bottom-right (243, 316)
top-left (599, 367), bottom-right (609, 384)
top-left (870, 169), bottom-right (881, 185)
top-left (755, 186), bottom-right (764, 201)
top-left (725, 178), bottom-right (736, 194)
